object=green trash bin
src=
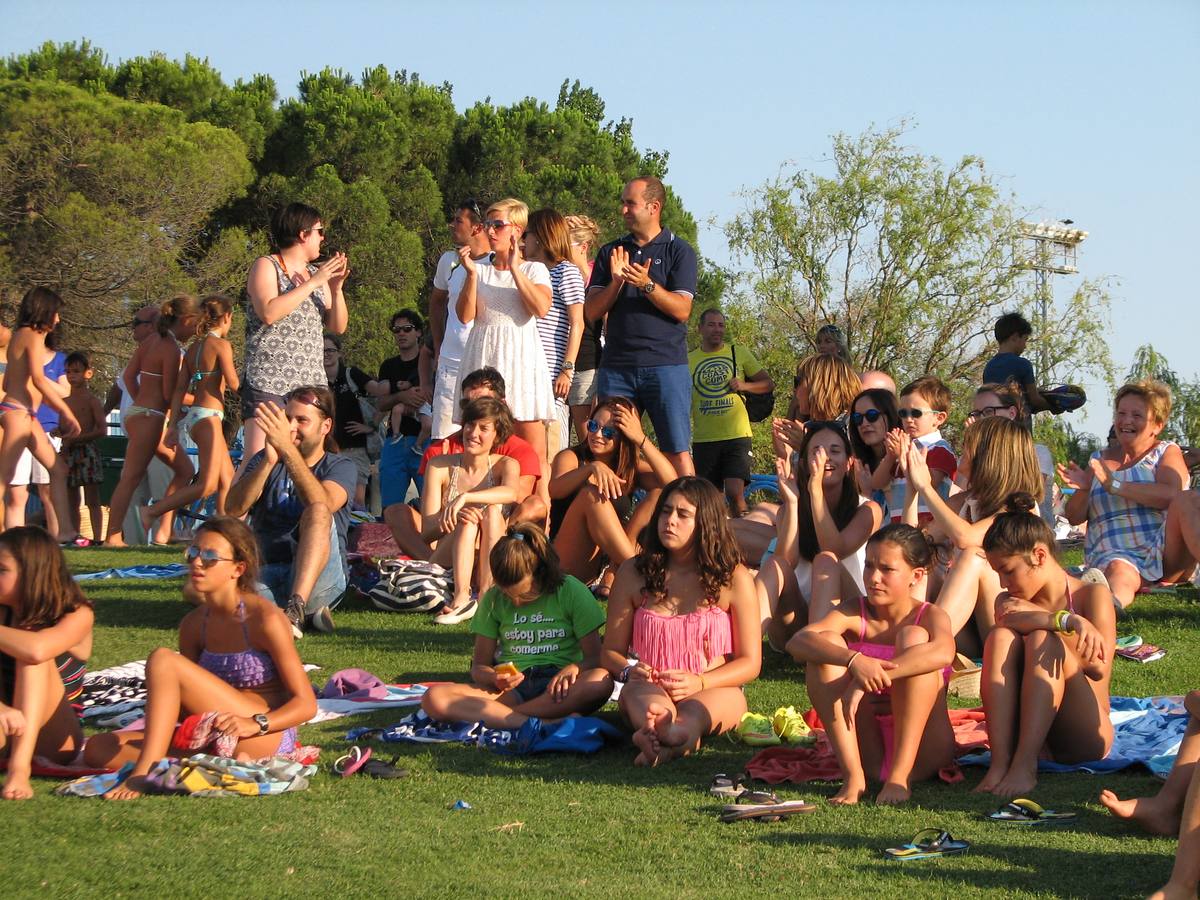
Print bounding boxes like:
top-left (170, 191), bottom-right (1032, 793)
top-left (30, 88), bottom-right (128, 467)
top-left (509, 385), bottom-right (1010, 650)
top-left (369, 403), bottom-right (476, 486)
top-left (98, 434), bottom-right (128, 506)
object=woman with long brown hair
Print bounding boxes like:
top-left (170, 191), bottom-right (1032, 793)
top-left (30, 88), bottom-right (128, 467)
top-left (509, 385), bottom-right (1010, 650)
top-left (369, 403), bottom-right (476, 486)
top-left (601, 477), bottom-right (761, 765)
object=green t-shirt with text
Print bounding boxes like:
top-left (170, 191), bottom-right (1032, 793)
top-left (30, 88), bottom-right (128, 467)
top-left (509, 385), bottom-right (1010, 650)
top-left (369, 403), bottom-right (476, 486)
top-left (471, 574), bottom-right (606, 671)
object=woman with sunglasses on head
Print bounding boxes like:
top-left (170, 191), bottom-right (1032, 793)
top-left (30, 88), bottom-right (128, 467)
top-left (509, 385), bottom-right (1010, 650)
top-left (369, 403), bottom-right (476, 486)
top-left (903, 416), bottom-right (1044, 655)
top-left (601, 477), bottom-right (761, 766)
top-left (969, 383), bottom-right (1057, 522)
top-left (85, 517), bottom-right (317, 799)
top-left (454, 198), bottom-right (556, 482)
top-left (756, 419), bottom-right (882, 650)
top-left (848, 388), bottom-right (901, 513)
top-left (103, 294), bottom-right (201, 547)
top-left (241, 202), bottom-right (349, 475)
top-left (421, 397), bottom-right (521, 625)
top-left (549, 397), bottom-right (676, 596)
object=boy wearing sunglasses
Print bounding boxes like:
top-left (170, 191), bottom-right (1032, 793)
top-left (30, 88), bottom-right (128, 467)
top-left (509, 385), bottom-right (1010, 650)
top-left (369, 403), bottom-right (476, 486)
top-left (890, 376), bottom-right (957, 524)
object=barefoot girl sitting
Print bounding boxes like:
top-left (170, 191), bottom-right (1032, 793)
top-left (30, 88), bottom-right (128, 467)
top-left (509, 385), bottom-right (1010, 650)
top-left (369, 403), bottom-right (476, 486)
top-left (84, 517), bottom-right (317, 799)
top-left (140, 295), bottom-right (240, 530)
top-left (421, 397), bottom-right (520, 625)
top-left (420, 523), bottom-right (612, 728)
top-left (601, 477), bottom-right (761, 766)
top-left (975, 492), bottom-right (1115, 799)
top-left (0, 527), bottom-right (93, 800)
top-left (0, 288), bottom-right (81, 539)
top-left (549, 396), bottom-right (675, 594)
top-left (788, 524), bottom-right (956, 805)
top-left (756, 419), bottom-right (881, 649)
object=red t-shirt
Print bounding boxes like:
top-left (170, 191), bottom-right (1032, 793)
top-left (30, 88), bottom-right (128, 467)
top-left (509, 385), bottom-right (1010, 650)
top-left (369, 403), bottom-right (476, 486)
top-left (419, 432), bottom-right (542, 483)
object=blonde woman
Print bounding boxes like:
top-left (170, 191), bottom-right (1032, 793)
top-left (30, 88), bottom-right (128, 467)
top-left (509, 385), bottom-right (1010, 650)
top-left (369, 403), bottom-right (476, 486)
top-left (455, 198), bottom-right (556, 474)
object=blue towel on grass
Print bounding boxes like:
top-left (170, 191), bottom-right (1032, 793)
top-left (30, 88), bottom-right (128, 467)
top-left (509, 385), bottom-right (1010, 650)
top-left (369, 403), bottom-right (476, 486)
top-left (350, 709), bottom-right (622, 755)
top-left (75, 564), bottom-right (188, 581)
top-left (957, 695), bottom-right (1188, 777)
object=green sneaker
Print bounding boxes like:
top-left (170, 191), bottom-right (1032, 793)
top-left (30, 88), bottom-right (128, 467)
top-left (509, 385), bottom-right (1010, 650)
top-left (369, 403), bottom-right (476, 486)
top-left (772, 706), bottom-right (813, 745)
top-left (735, 712), bottom-right (780, 746)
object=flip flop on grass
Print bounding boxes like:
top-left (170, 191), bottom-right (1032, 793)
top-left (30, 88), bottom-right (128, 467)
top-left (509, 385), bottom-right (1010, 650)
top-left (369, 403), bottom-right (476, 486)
top-left (333, 746), bottom-right (372, 777)
top-left (709, 772), bottom-right (751, 798)
top-left (884, 828), bottom-right (970, 860)
top-left (986, 798), bottom-right (1077, 825)
top-left (720, 790), bottom-right (816, 823)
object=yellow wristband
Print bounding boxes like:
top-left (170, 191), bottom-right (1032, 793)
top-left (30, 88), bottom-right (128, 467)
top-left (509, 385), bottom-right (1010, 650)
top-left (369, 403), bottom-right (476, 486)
top-left (699, 674), bottom-right (707, 691)
top-left (1055, 609), bottom-right (1075, 634)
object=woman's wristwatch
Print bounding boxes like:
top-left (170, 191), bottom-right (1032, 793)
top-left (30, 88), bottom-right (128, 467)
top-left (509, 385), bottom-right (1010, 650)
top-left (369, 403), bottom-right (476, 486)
top-left (253, 713), bottom-right (270, 735)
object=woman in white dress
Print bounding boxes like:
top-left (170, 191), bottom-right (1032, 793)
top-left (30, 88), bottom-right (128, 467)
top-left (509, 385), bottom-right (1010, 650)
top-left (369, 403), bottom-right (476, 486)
top-left (455, 198), bottom-right (556, 477)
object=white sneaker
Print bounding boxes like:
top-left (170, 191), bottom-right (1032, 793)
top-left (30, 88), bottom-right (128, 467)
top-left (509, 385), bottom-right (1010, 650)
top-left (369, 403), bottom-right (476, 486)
top-left (310, 605), bottom-right (335, 634)
top-left (432, 598), bottom-right (477, 625)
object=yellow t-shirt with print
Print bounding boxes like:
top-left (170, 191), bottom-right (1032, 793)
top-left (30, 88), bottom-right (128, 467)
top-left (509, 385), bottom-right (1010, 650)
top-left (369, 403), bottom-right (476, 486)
top-left (689, 344), bottom-right (762, 443)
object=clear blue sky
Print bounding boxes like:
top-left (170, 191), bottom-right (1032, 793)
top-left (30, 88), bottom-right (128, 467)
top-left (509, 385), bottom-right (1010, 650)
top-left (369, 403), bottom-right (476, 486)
top-left (4, 0), bottom-right (1197, 438)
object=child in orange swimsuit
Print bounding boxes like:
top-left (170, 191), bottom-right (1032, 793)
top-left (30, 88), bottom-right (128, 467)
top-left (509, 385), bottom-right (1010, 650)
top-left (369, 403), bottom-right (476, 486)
top-left (790, 523), bottom-right (957, 805)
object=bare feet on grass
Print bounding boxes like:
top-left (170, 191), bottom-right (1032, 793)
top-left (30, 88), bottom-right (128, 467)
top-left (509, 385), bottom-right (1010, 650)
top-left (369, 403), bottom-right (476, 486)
top-left (1099, 789), bottom-right (1180, 836)
top-left (104, 776), bottom-right (147, 801)
top-left (829, 779), bottom-right (867, 805)
top-left (632, 703), bottom-right (690, 766)
top-left (876, 781), bottom-right (912, 805)
top-left (990, 763), bottom-right (1038, 800)
top-left (1, 773), bottom-right (34, 800)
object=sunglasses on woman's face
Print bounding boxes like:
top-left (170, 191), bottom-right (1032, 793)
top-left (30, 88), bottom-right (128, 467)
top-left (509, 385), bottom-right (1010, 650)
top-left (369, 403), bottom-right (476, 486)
top-left (850, 408), bottom-right (883, 426)
top-left (586, 419), bottom-right (617, 440)
top-left (184, 545), bottom-right (235, 568)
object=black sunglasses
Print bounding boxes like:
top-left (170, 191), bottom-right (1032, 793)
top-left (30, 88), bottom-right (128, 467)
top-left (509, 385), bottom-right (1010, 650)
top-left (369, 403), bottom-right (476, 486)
top-left (184, 545), bottom-right (236, 568)
top-left (587, 419), bottom-right (617, 440)
top-left (391, 324), bottom-right (418, 334)
top-left (850, 409), bottom-right (883, 426)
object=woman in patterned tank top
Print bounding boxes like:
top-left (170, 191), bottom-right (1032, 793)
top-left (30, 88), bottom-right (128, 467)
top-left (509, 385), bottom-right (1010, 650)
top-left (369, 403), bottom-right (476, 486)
top-left (241, 203), bottom-right (349, 471)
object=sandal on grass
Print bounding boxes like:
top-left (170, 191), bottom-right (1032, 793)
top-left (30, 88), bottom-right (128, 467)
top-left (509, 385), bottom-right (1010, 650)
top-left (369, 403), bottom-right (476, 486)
top-left (360, 756), bottom-right (409, 780)
top-left (987, 798), bottom-right (1077, 825)
top-left (884, 828), bottom-right (970, 860)
top-left (333, 746), bottom-right (372, 777)
top-left (720, 791), bottom-right (815, 823)
top-left (709, 773), bottom-right (751, 798)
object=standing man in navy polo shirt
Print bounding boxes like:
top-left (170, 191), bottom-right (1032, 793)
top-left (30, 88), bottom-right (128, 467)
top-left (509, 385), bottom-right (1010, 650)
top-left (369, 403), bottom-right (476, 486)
top-left (586, 176), bottom-right (698, 476)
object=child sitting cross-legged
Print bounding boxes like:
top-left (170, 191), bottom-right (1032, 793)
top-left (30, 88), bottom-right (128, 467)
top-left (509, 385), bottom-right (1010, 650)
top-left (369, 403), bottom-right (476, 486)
top-left (788, 523), bottom-right (957, 805)
top-left (420, 524), bottom-right (613, 728)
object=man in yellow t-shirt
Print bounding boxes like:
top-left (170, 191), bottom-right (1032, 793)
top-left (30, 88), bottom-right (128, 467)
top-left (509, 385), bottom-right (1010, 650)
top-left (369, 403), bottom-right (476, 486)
top-left (688, 309), bottom-right (773, 515)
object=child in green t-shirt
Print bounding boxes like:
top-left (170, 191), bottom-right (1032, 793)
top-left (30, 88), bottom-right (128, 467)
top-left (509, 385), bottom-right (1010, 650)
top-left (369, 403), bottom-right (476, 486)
top-left (420, 523), bottom-right (612, 728)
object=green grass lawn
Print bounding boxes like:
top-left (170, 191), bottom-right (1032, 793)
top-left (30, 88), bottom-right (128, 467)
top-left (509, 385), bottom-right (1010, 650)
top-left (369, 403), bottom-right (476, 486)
top-left (5, 545), bottom-right (1197, 899)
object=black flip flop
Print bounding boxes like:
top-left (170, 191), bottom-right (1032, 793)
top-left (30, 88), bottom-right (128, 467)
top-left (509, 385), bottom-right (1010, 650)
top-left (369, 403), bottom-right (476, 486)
top-left (361, 756), bottom-right (408, 780)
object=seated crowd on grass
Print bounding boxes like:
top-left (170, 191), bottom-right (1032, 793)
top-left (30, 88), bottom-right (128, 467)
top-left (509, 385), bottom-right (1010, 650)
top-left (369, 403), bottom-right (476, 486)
top-left (0, 176), bottom-right (1198, 897)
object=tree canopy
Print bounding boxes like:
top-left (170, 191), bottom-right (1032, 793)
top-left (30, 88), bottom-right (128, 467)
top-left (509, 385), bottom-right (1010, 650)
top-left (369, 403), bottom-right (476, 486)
top-left (0, 41), bottom-right (697, 381)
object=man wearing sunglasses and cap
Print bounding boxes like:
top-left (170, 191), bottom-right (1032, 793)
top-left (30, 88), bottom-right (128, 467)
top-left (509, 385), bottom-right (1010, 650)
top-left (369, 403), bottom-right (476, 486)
top-left (225, 385), bottom-right (357, 638)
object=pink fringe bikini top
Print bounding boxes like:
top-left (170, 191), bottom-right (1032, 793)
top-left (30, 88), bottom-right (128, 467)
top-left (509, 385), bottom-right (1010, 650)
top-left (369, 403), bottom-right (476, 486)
top-left (631, 600), bottom-right (733, 675)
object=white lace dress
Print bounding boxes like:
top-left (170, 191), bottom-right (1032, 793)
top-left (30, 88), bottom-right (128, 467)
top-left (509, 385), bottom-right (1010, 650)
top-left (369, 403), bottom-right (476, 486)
top-left (454, 261), bottom-right (556, 423)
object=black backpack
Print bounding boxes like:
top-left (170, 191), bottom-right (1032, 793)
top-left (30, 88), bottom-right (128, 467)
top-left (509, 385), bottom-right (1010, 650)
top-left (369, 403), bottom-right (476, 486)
top-left (730, 344), bottom-right (775, 423)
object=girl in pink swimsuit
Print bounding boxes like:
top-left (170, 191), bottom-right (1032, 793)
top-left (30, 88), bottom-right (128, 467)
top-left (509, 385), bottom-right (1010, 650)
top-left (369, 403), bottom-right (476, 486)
top-left (975, 491), bottom-right (1116, 800)
top-left (601, 477), bottom-right (762, 766)
top-left (790, 523), bottom-right (957, 806)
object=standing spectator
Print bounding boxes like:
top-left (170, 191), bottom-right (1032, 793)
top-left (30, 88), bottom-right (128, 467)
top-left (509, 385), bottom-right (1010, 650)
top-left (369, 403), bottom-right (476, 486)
top-left (376, 310), bottom-right (429, 512)
top-left (323, 333), bottom-right (377, 510)
top-left (429, 200), bottom-right (488, 440)
top-left (224, 386), bottom-right (355, 637)
top-left (586, 177), bottom-right (698, 476)
top-left (525, 208), bottom-right (585, 461)
top-left (688, 308), bottom-right (773, 516)
top-left (61, 351), bottom-right (106, 543)
top-left (6, 329), bottom-right (69, 536)
top-left (565, 214), bottom-right (603, 443)
top-left (241, 202), bottom-right (348, 473)
top-left (455, 198), bottom-right (556, 471)
top-left (982, 312), bottom-right (1052, 427)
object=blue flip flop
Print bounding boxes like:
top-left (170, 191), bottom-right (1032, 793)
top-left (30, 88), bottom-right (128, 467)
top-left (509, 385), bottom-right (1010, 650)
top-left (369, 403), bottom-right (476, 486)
top-left (987, 798), bottom-right (1077, 825)
top-left (885, 828), bottom-right (970, 860)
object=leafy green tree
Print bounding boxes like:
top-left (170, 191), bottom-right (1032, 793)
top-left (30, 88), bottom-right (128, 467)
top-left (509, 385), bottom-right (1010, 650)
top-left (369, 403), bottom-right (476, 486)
top-left (1126, 344), bottom-right (1200, 446)
top-left (0, 78), bottom-right (254, 380)
top-left (725, 124), bottom-right (1112, 392)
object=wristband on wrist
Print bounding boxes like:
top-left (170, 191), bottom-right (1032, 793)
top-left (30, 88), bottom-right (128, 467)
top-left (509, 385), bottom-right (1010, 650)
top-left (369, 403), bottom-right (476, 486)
top-left (617, 664), bottom-right (633, 684)
top-left (639, 436), bottom-right (647, 450)
top-left (1054, 609), bottom-right (1075, 634)
top-left (699, 674), bottom-right (707, 691)
top-left (846, 650), bottom-right (862, 670)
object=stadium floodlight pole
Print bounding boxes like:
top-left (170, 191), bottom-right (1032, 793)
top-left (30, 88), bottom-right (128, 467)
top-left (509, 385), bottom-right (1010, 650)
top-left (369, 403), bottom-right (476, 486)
top-left (1018, 221), bottom-right (1089, 378)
